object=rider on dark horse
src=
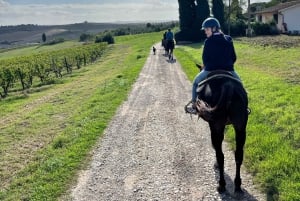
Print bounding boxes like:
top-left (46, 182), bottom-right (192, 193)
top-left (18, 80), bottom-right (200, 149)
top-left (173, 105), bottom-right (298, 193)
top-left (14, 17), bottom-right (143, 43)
top-left (165, 28), bottom-right (175, 58)
top-left (186, 17), bottom-right (241, 114)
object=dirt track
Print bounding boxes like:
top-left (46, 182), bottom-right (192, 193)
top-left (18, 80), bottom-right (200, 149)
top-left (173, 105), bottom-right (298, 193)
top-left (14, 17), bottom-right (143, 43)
top-left (69, 44), bottom-right (265, 201)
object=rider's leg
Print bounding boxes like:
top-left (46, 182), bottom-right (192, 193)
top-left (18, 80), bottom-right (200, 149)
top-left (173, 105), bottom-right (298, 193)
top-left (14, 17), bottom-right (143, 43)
top-left (171, 42), bottom-right (174, 57)
top-left (186, 70), bottom-right (210, 114)
top-left (192, 70), bottom-right (210, 102)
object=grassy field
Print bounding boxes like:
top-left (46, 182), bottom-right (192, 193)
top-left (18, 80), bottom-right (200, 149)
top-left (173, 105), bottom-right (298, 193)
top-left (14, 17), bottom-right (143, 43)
top-left (174, 35), bottom-right (300, 201)
top-left (1, 32), bottom-right (299, 201)
top-left (0, 32), bottom-right (162, 200)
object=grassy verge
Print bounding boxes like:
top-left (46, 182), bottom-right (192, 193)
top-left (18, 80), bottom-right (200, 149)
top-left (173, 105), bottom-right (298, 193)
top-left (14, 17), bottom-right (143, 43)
top-left (0, 32), bottom-right (162, 200)
top-left (174, 38), bottom-right (300, 201)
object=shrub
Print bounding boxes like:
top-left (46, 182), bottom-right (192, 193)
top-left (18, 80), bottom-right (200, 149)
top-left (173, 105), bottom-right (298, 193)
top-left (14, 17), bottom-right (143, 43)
top-left (95, 33), bottom-right (115, 44)
top-left (79, 33), bottom-right (94, 42)
top-left (252, 21), bottom-right (279, 36)
top-left (223, 19), bottom-right (247, 37)
top-left (175, 29), bottom-right (204, 42)
top-left (45, 38), bottom-right (65, 45)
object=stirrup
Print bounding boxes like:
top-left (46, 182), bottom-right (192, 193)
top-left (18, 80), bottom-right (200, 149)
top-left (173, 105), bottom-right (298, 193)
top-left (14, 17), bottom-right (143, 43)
top-left (186, 107), bottom-right (197, 115)
top-left (247, 107), bottom-right (251, 114)
top-left (184, 100), bottom-right (198, 115)
top-left (184, 100), bottom-right (192, 113)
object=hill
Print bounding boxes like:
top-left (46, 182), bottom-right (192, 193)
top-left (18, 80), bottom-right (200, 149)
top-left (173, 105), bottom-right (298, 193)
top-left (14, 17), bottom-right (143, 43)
top-left (0, 22), bottom-right (133, 49)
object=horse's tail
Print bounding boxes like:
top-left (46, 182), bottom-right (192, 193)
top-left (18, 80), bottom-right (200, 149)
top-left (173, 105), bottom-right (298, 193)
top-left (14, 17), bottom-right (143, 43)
top-left (197, 82), bottom-right (234, 121)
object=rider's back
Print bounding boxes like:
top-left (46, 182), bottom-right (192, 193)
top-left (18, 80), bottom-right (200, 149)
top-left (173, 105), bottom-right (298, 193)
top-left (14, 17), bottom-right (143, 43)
top-left (202, 33), bottom-right (236, 72)
top-left (166, 31), bottom-right (174, 40)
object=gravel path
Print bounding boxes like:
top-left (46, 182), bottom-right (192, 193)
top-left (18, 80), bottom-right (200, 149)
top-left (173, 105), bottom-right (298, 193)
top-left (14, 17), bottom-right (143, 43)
top-left (70, 44), bottom-right (265, 201)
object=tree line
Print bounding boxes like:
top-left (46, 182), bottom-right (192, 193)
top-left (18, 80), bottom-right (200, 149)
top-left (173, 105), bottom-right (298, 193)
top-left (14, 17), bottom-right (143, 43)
top-left (79, 22), bottom-right (178, 44)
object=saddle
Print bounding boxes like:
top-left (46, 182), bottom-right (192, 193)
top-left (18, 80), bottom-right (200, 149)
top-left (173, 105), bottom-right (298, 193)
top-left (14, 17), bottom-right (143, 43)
top-left (185, 71), bottom-right (250, 119)
top-left (196, 70), bottom-right (242, 93)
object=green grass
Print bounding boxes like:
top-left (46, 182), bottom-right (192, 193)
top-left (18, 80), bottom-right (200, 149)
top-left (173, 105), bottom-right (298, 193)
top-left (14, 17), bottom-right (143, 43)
top-left (0, 41), bottom-right (82, 60)
top-left (174, 39), bottom-right (300, 201)
top-left (3, 32), bottom-right (299, 201)
top-left (0, 32), bottom-right (162, 200)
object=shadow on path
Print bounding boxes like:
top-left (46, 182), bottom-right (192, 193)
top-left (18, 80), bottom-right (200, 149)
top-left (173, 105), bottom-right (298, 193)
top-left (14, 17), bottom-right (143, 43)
top-left (214, 165), bottom-right (260, 201)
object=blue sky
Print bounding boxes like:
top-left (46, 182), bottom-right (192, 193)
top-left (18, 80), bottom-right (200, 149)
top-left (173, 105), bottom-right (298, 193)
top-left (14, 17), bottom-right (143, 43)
top-left (0, 0), bottom-right (179, 25)
top-left (8, 0), bottom-right (143, 4)
top-left (0, 0), bottom-right (267, 26)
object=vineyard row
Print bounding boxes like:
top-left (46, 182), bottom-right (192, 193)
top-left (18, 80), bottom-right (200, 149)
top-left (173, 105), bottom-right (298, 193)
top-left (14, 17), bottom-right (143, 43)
top-left (0, 43), bottom-right (107, 98)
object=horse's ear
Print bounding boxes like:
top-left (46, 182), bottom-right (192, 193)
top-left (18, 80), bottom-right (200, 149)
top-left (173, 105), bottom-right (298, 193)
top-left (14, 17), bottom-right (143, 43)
top-left (196, 63), bottom-right (203, 70)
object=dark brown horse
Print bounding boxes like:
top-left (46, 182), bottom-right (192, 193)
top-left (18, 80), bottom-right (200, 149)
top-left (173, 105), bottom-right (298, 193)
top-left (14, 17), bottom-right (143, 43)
top-left (163, 39), bottom-right (174, 61)
top-left (192, 67), bottom-right (249, 193)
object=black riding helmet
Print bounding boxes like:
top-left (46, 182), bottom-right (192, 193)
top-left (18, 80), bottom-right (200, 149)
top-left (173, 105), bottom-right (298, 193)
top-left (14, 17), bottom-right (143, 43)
top-left (201, 17), bottom-right (220, 31)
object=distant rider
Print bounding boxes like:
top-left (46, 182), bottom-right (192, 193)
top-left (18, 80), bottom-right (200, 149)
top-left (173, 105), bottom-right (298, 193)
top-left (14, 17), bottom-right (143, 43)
top-left (166, 28), bottom-right (174, 41)
top-left (165, 28), bottom-right (175, 57)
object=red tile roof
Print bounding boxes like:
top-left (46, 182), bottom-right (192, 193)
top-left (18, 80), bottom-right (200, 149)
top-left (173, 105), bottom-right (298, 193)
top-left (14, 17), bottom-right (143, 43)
top-left (256, 0), bottom-right (300, 13)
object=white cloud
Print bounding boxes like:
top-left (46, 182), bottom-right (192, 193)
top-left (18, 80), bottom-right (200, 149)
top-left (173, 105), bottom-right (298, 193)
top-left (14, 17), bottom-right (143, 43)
top-left (0, 2), bottom-right (179, 25)
top-left (0, 0), bottom-right (9, 8)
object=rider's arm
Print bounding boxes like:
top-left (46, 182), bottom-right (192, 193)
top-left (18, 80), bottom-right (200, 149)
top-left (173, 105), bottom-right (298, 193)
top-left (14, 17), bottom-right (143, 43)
top-left (225, 35), bottom-right (236, 64)
top-left (202, 39), bottom-right (211, 69)
top-left (231, 43), bottom-right (237, 63)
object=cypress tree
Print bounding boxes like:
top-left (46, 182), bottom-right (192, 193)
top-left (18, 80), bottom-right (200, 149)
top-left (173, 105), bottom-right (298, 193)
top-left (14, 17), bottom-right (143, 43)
top-left (212, 0), bottom-right (225, 29)
top-left (176, 0), bottom-right (210, 42)
top-left (196, 0), bottom-right (210, 24)
top-left (178, 0), bottom-right (194, 31)
top-left (196, 0), bottom-right (210, 32)
top-left (42, 33), bottom-right (46, 43)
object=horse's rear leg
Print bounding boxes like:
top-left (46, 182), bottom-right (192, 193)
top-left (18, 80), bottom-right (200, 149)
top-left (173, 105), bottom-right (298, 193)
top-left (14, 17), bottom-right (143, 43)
top-left (233, 125), bottom-right (246, 192)
top-left (170, 49), bottom-right (173, 60)
top-left (209, 123), bottom-right (226, 193)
